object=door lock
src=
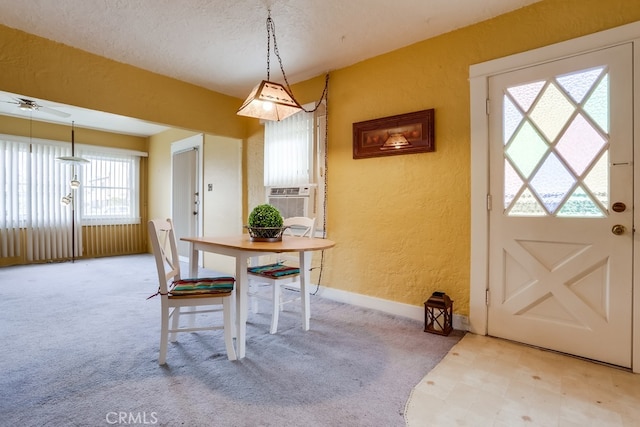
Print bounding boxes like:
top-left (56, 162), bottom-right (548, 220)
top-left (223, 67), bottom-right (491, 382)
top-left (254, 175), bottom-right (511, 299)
top-left (612, 224), bottom-right (626, 235)
top-left (612, 202), bottom-right (626, 213)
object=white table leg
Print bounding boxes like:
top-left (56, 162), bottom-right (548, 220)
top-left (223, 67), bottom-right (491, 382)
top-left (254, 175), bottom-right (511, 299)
top-left (188, 242), bottom-right (199, 277)
top-left (235, 252), bottom-right (249, 358)
top-left (300, 251), bottom-right (311, 331)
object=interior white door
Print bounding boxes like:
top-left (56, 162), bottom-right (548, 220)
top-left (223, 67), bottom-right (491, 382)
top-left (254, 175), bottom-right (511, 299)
top-left (172, 147), bottom-right (198, 259)
top-left (488, 44), bottom-right (633, 367)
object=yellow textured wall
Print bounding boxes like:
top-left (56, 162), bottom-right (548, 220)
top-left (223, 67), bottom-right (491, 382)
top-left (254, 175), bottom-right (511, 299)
top-left (285, 0), bottom-right (640, 315)
top-left (0, 115), bottom-right (147, 151)
top-left (245, 122), bottom-right (265, 218)
top-left (4, 0), bottom-right (640, 316)
top-left (0, 24), bottom-right (248, 140)
top-left (202, 134), bottom-right (243, 273)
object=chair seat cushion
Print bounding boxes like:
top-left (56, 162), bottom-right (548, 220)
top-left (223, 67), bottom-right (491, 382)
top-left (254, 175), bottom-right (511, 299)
top-left (170, 277), bottom-right (235, 296)
top-left (248, 263), bottom-right (300, 278)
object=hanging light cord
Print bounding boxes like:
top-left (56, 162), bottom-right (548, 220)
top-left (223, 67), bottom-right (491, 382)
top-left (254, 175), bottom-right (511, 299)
top-left (311, 88), bottom-right (329, 296)
top-left (266, 10), bottom-right (329, 113)
top-left (264, 9), bottom-right (330, 294)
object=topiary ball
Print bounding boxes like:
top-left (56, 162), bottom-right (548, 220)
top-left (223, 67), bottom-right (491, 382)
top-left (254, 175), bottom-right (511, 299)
top-left (248, 204), bottom-right (284, 228)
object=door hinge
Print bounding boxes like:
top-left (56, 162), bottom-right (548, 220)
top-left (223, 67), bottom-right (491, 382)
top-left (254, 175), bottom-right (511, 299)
top-left (487, 194), bottom-right (492, 211)
top-left (485, 289), bottom-right (490, 306)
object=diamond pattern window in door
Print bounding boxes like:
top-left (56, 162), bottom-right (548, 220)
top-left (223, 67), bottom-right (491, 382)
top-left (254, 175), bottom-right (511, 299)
top-left (503, 97), bottom-right (523, 144)
top-left (505, 120), bottom-right (548, 177)
top-left (530, 83), bottom-right (575, 142)
top-left (556, 114), bottom-right (606, 176)
top-left (557, 185), bottom-right (603, 217)
top-left (504, 161), bottom-right (523, 209)
top-left (509, 188), bottom-right (546, 216)
top-left (507, 81), bottom-right (545, 112)
top-left (530, 152), bottom-right (576, 214)
top-left (503, 65), bottom-right (609, 218)
top-left (584, 74), bottom-right (609, 133)
top-left (583, 152), bottom-right (608, 210)
top-left (556, 67), bottom-right (604, 103)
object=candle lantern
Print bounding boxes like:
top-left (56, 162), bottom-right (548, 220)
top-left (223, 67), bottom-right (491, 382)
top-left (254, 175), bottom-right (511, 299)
top-left (424, 291), bottom-right (453, 336)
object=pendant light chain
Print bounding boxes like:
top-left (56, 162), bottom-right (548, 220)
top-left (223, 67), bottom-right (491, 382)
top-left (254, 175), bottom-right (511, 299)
top-left (267, 10), bottom-right (293, 99)
top-left (313, 86), bottom-right (329, 293)
top-left (262, 9), bottom-right (331, 291)
top-left (266, 11), bottom-right (272, 81)
top-left (310, 78), bottom-right (330, 295)
top-left (266, 10), bottom-right (329, 113)
top-left (322, 91), bottom-right (329, 238)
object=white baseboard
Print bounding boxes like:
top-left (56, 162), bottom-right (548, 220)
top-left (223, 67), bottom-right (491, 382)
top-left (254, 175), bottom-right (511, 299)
top-left (312, 285), bottom-right (469, 331)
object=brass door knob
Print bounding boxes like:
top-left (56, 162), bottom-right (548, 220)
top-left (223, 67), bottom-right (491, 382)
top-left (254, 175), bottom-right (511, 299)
top-left (612, 224), bottom-right (626, 235)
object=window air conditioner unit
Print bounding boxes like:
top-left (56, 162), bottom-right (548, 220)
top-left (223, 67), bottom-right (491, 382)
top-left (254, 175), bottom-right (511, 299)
top-left (267, 185), bottom-right (314, 219)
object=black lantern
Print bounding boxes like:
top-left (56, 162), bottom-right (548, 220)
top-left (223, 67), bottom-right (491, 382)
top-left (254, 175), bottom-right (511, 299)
top-left (424, 292), bottom-right (453, 336)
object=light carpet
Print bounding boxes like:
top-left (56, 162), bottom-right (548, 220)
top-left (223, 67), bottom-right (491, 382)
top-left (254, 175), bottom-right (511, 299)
top-left (0, 254), bottom-right (463, 426)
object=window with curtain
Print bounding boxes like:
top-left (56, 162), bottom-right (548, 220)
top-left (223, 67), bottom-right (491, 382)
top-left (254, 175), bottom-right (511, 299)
top-left (1, 136), bottom-right (72, 261)
top-left (264, 109), bottom-right (314, 186)
top-left (0, 134), bottom-right (143, 261)
top-left (263, 103), bottom-right (327, 234)
top-left (78, 149), bottom-right (140, 224)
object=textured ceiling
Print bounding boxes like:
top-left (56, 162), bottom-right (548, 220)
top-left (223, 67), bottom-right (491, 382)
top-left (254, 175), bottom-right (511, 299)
top-left (0, 0), bottom-right (542, 135)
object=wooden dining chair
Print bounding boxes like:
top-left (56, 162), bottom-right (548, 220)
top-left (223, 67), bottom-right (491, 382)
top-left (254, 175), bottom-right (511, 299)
top-left (247, 216), bottom-right (316, 334)
top-left (148, 218), bottom-right (236, 364)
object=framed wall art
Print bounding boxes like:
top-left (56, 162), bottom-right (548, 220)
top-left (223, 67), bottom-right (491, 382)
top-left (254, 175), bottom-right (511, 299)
top-left (352, 109), bottom-right (435, 159)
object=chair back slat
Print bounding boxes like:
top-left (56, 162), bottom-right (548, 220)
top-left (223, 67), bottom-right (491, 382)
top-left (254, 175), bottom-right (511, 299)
top-left (148, 218), bottom-right (182, 294)
top-left (283, 217), bottom-right (315, 238)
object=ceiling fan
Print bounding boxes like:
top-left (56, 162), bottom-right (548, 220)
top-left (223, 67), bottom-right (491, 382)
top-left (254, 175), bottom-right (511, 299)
top-left (1, 96), bottom-right (71, 118)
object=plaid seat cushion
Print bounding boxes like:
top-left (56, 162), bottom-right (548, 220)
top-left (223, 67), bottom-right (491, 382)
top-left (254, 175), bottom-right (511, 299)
top-left (248, 263), bottom-right (300, 278)
top-left (170, 277), bottom-right (235, 296)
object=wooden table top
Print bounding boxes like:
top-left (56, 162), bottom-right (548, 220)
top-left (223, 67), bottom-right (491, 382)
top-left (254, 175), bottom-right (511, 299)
top-left (181, 234), bottom-right (335, 253)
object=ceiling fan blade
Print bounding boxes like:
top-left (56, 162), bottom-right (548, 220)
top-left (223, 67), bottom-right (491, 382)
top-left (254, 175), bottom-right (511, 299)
top-left (13, 97), bottom-right (35, 109)
top-left (1, 99), bottom-right (20, 106)
top-left (7, 96), bottom-right (71, 118)
top-left (39, 105), bottom-right (71, 118)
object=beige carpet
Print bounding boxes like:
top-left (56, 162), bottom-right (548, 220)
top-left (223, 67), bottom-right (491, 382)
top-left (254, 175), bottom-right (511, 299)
top-left (0, 254), bottom-right (463, 427)
top-left (404, 334), bottom-right (640, 426)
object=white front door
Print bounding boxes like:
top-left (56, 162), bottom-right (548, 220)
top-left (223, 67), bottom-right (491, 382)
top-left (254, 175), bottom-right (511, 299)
top-left (487, 44), bottom-right (633, 367)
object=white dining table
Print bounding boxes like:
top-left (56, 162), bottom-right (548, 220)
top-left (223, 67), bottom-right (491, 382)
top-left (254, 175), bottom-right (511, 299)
top-left (181, 234), bottom-right (335, 359)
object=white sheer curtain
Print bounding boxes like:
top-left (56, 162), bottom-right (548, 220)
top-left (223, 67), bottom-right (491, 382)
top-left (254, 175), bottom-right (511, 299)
top-left (264, 110), bottom-right (314, 186)
top-left (0, 136), bottom-right (74, 261)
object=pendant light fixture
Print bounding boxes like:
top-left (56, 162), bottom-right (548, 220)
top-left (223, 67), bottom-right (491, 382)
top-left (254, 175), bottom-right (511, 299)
top-left (70, 176), bottom-right (81, 189)
top-left (58, 121), bottom-right (88, 203)
top-left (237, 9), bottom-right (329, 121)
top-left (61, 193), bottom-right (73, 206)
top-left (56, 121), bottom-right (86, 264)
top-left (237, 80), bottom-right (302, 122)
top-left (57, 121), bottom-right (89, 164)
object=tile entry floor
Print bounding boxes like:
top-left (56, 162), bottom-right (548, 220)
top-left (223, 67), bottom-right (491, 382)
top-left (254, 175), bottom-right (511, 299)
top-left (404, 334), bottom-right (640, 427)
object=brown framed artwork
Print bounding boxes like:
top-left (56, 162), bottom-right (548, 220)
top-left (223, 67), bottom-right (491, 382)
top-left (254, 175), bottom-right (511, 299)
top-left (352, 109), bottom-right (435, 159)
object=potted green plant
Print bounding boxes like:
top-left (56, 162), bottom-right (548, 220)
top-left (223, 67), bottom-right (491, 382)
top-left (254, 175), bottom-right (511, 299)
top-left (246, 204), bottom-right (286, 241)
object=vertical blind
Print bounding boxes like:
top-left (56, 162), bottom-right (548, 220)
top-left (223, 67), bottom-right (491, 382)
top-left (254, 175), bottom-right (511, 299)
top-left (0, 139), bottom-right (26, 257)
top-left (0, 137), bottom-right (73, 260)
top-left (264, 109), bottom-right (314, 186)
top-left (0, 134), bottom-right (144, 262)
top-left (0, 139), bottom-right (24, 258)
